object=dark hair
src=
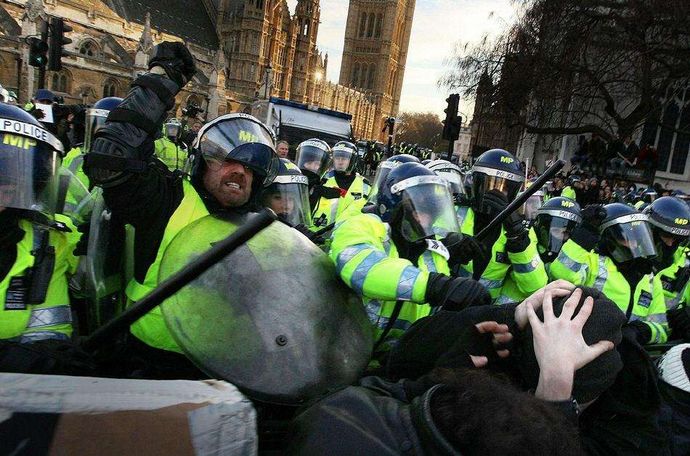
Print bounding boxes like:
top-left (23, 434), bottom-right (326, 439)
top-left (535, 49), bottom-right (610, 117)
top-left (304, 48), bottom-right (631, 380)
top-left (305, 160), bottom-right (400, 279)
top-left (429, 368), bottom-right (584, 456)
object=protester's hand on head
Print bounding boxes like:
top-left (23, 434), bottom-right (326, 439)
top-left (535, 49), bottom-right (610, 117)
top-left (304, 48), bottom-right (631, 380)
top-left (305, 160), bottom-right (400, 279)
top-left (514, 280), bottom-right (575, 330)
top-left (527, 289), bottom-right (615, 401)
top-left (468, 321), bottom-right (513, 367)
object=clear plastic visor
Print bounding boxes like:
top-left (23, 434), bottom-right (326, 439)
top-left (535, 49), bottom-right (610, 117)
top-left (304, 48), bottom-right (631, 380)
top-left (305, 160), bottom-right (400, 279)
top-left (261, 180), bottom-right (312, 227)
top-left (165, 123), bottom-right (181, 139)
top-left (332, 149), bottom-right (354, 173)
top-left (521, 193), bottom-right (544, 221)
top-left (397, 181), bottom-right (460, 242)
top-left (437, 170), bottom-right (464, 196)
top-left (83, 109), bottom-right (108, 154)
top-left (366, 162), bottom-right (396, 206)
top-left (535, 215), bottom-right (578, 255)
top-left (0, 133), bottom-right (59, 217)
top-left (295, 145), bottom-right (332, 178)
top-left (603, 221), bottom-right (657, 263)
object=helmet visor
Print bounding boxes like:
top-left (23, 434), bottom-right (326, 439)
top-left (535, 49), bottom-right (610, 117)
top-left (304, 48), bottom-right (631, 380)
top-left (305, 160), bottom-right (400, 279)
top-left (436, 170), bottom-right (464, 197)
top-left (0, 132), bottom-right (59, 217)
top-left (165, 122), bottom-right (181, 139)
top-left (295, 142), bottom-right (332, 178)
top-left (472, 171), bottom-right (523, 213)
top-left (198, 117), bottom-right (279, 186)
top-left (83, 108), bottom-right (109, 154)
top-left (535, 215), bottom-right (578, 256)
top-left (393, 176), bottom-right (460, 242)
top-left (332, 148), bottom-right (355, 173)
top-left (260, 175), bottom-right (312, 227)
top-left (602, 217), bottom-right (657, 263)
top-left (521, 193), bottom-right (544, 221)
top-left (367, 161), bottom-right (398, 206)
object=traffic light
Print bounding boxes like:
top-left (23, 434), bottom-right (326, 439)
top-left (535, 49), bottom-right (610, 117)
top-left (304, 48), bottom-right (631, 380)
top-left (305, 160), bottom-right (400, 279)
top-left (442, 94), bottom-right (460, 140)
top-left (48, 17), bottom-right (72, 72)
top-left (28, 37), bottom-right (49, 68)
top-left (448, 114), bottom-right (463, 142)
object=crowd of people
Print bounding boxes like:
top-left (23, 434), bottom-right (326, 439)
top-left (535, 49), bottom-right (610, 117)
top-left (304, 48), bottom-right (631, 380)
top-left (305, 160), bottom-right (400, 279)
top-left (1, 41), bottom-right (690, 455)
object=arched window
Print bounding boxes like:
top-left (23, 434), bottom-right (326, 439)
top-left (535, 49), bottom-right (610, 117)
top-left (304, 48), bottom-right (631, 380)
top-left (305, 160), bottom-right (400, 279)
top-left (375, 14), bottom-right (383, 38)
top-left (352, 62), bottom-right (360, 87)
top-left (367, 13), bottom-right (375, 37)
top-left (51, 71), bottom-right (70, 93)
top-left (368, 64), bottom-right (376, 90)
top-left (103, 79), bottom-right (118, 98)
top-left (78, 40), bottom-right (99, 58)
top-left (358, 12), bottom-right (367, 38)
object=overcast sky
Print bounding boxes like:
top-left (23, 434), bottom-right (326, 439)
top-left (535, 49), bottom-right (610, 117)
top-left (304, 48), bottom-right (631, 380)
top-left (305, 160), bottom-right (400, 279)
top-left (288, 0), bottom-right (517, 121)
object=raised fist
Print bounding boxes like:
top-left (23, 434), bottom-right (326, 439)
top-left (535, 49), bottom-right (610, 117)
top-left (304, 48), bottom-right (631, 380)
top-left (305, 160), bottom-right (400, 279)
top-left (148, 41), bottom-right (196, 86)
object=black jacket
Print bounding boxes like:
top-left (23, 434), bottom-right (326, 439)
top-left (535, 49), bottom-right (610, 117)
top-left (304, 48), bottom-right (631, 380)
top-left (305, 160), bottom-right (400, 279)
top-left (288, 377), bottom-right (460, 456)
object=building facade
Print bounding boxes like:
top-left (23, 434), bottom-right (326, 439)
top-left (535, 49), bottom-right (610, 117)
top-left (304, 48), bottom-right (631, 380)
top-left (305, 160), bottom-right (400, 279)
top-left (0, 0), bottom-right (415, 141)
top-left (339, 0), bottom-right (415, 134)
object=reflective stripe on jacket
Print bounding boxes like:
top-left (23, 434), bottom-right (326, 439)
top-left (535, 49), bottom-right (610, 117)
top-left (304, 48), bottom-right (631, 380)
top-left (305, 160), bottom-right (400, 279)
top-left (329, 213), bottom-right (449, 352)
top-left (0, 220), bottom-right (74, 342)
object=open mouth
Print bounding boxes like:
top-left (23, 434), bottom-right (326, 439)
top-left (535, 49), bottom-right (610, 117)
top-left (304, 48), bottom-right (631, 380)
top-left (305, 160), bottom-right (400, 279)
top-left (224, 182), bottom-right (241, 190)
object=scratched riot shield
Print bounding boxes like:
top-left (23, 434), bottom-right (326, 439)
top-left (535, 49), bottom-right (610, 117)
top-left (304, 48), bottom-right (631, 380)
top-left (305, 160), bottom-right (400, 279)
top-left (82, 188), bottom-right (127, 333)
top-left (158, 215), bottom-right (373, 405)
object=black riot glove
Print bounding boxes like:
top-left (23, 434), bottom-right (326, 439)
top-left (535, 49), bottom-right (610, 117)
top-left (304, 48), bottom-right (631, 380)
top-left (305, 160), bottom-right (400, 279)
top-left (481, 191), bottom-right (509, 217)
top-left (570, 204), bottom-right (606, 251)
top-left (503, 211), bottom-right (529, 252)
top-left (425, 272), bottom-right (492, 311)
top-left (442, 232), bottom-right (487, 267)
top-left (148, 42), bottom-right (197, 87)
top-left (294, 223), bottom-right (325, 245)
top-left (667, 306), bottom-right (690, 341)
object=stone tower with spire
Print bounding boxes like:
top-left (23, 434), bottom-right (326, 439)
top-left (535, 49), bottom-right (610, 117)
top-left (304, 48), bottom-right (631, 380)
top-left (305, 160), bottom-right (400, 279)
top-left (339, 0), bottom-right (416, 127)
top-left (289, 0), bottom-right (320, 102)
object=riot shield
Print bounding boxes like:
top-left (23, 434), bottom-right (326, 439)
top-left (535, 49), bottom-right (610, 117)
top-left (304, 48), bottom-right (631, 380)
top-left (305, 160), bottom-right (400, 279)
top-left (82, 188), bottom-right (127, 333)
top-left (158, 215), bottom-right (373, 405)
top-left (56, 167), bottom-right (96, 225)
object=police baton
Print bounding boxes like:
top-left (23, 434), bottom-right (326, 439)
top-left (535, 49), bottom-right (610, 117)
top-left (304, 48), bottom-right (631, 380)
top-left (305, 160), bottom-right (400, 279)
top-left (475, 159), bottom-right (565, 241)
top-left (82, 209), bottom-right (276, 352)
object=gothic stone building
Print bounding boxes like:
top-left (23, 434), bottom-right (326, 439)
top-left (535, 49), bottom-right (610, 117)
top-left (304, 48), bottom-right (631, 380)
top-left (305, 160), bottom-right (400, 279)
top-left (0, 0), bottom-right (415, 140)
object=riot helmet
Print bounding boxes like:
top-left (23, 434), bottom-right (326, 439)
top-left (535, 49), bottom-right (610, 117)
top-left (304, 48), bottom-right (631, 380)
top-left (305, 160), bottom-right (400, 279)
top-left (0, 103), bottom-right (65, 220)
top-left (471, 149), bottom-right (524, 214)
top-left (533, 197), bottom-right (582, 263)
top-left (643, 196), bottom-right (690, 265)
top-left (522, 185), bottom-right (545, 221)
top-left (295, 139), bottom-right (332, 182)
top-left (192, 113), bottom-right (278, 184)
top-left (377, 162), bottom-right (459, 242)
top-left (84, 97), bottom-right (123, 154)
top-left (260, 158), bottom-right (312, 227)
top-left (164, 118), bottom-right (182, 142)
top-left (331, 141), bottom-right (359, 175)
top-left (366, 154), bottom-right (420, 208)
top-left (426, 159), bottom-right (465, 204)
top-left (421, 159), bottom-right (432, 166)
top-left (599, 203), bottom-right (656, 265)
top-left (191, 113), bottom-right (280, 206)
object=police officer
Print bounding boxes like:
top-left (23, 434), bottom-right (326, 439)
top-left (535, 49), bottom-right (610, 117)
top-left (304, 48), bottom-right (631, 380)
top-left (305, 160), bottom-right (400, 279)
top-left (294, 138), bottom-right (339, 228)
top-left (643, 197), bottom-right (690, 341)
top-left (154, 118), bottom-right (187, 172)
top-left (260, 158), bottom-right (312, 228)
top-left (83, 42), bottom-right (279, 377)
top-left (454, 149), bottom-right (548, 304)
top-left (532, 197), bottom-right (582, 266)
top-left (365, 153), bottom-right (420, 210)
top-left (561, 176), bottom-right (578, 200)
top-left (634, 187), bottom-right (658, 211)
top-left (59, 97), bottom-right (123, 224)
top-left (330, 162), bottom-right (490, 357)
top-left (315, 141), bottom-right (371, 225)
top-left (0, 103), bottom-right (79, 368)
top-left (550, 203), bottom-right (667, 345)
